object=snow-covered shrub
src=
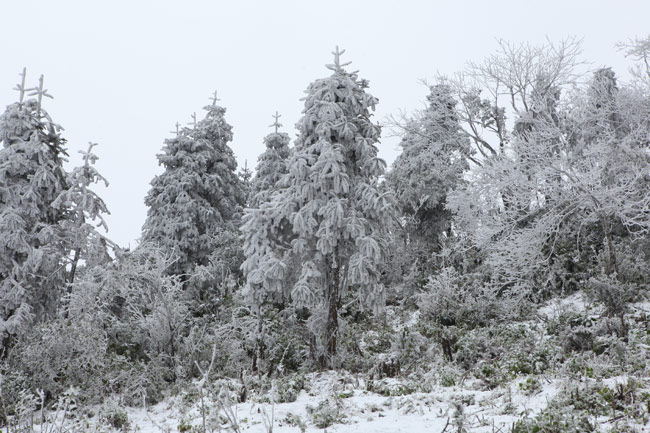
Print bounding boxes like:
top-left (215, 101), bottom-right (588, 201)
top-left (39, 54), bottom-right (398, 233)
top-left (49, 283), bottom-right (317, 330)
top-left (548, 307), bottom-right (629, 359)
top-left (281, 413), bottom-right (307, 432)
top-left (365, 378), bottom-right (422, 397)
top-left (306, 397), bottom-right (346, 428)
top-left (515, 379), bottom-right (650, 432)
top-left (587, 274), bottom-right (639, 326)
top-left (269, 374), bottom-right (306, 403)
top-left (262, 308), bottom-right (309, 375)
top-left (112, 356), bottom-right (170, 406)
top-left (9, 245), bottom-right (200, 405)
top-left (451, 323), bottom-right (556, 389)
top-left (201, 314), bottom-right (254, 379)
top-left (517, 375), bottom-right (542, 396)
top-left (388, 325), bottom-right (428, 374)
top-left (336, 306), bottom-right (422, 375)
top-left (512, 404), bottom-right (599, 433)
top-left (99, 399), bottom-right (130, 431)
top-left (612, 239), bottom-right (650, 289)
top-left (1, 387), bottom-right (82, 433)
top-left (83, 246), bottom-right (195, 385)
top-left (438, 365), bottom-right (461, 387)
top-left (198, 303), bottom-right (307, 379)
top-left (418, 268), bottom-right (507, 329)
top-left (0, 364), bottom-right (31, 426)
top-left (416, 268), bottom-right (526, 369)
top-left (14, 317), bottom-right (107, 402)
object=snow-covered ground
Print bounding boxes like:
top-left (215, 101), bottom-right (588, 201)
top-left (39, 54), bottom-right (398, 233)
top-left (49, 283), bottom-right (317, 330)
top-left (13, 293), bottom-right (650, 432)
top-left (120, 372), bottom-right (564, 433)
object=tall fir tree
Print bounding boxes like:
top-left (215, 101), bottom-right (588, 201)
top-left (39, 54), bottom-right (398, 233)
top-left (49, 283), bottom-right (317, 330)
top-left (238, 159), bottom-right (253, 206)
top-left (249, 111), bottom-right (291, 207)
top-left (52, 142), bottom-right (112, 286)
top-left (142, 93), bottom-right (246, 280)
top-left (0, 71), bottom-right (69, 349)
top-left (242, 48), bottom-right (395, 366)
top-left (386, 84), bottom-right (472, 279)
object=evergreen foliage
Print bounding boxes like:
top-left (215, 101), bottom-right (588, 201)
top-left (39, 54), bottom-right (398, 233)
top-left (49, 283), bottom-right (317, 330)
top-left (242, 48), bottom-right (395, 366)
top-left (0, 71), bottom-right (69, 349)
top-left (2, 37), bottom-right (650, 432)
top-left (386, 84), bottom-right (472, 280)
top-left (52, 142), bottom-right (112, 286)
top-left (142, 95), bottom-right (246, 279)
top-left (238, 159), bottom-right (253, 206)
top-left (249, 111), bottom-right (291, 207)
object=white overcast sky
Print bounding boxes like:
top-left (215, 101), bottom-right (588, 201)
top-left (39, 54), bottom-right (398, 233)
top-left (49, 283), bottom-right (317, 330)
top-left (1, 0), bottom-right (649, 248)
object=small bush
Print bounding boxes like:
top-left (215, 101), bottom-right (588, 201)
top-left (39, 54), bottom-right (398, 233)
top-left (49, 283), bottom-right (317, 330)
top-left (100, 400), bottom-right (130, 431)
top-left (518, 376), bottom-right (542, 395)
top-left (366, 378), bottom-right (421, 396)
top-left (306, 398), bottom-right (345, 428)
top-left (272, 374), bottom-right (305, 403)
top-left (282, 413), bottom-right (307, 432)
top-left (512, 404), bottom-right (599, 433)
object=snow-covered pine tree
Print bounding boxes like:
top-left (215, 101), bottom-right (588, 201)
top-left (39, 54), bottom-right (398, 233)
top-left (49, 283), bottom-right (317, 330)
top-left (142, 92), bottom-right (246, 281)
top-left (249, 111), bottom-right (291, 207)
top-left (0, 71), bottom-right (70, 349)
top-left (238, 159), bottom-right (253, 206)
top-left (52, 142), bottom-right (113, 286)
top-left (386, 84), bottom-right (472, 276)
top-left (242, 48), bottom-right (395, 366)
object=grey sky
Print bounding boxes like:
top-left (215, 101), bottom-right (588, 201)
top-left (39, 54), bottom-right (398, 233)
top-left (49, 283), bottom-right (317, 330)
top-left (1, 0), bottom-right (649, 248)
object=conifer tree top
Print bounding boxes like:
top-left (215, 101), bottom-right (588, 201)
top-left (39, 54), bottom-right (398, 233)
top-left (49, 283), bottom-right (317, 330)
top-left (28, 74), bottom-right (53, 115)
top-left (326, 46), bottom-right (352, 73)
top-left (210, 90), bottom-right (220, 106)
top-left (14, 67), bottom-right (27, 105)
top-left (269, 111), bottom-right (282, 133)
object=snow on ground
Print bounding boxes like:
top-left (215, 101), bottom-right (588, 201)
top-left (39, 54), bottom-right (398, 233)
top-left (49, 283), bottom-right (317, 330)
top-left (537, 290), bottom-right (592, 320)
top-left (119, 372), bottom-right (564, 433)
top-left (49, 293), bottom-right (649, 432)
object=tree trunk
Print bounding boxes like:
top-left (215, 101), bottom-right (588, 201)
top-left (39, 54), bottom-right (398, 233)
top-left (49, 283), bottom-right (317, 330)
top-left (253, 306), bottom-right (265, 375)
top-left (601, 218), bottom-right (619, 277)
top-left (67, 247), bottom-right (81, 288)
top-left (325, 259), bottom-right (340, 369)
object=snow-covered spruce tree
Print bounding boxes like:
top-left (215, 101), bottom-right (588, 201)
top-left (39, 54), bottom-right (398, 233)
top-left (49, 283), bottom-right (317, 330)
top-left (142, 94), bottom-right (246, 282)
top-left (385, 84), bottom-right (472, 280)
top-left (0, 71), bottom-right (69, 349)
top-left (249, 111), bottom-right (291, 207)
top-left (238, 159), bottom-right (253, 206)
top-left (242, 48), bottom-right (395, 366)
top-left (52, 142), bottom-right (112, 286)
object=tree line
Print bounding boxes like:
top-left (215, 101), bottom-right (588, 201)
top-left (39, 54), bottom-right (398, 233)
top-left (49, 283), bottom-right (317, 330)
top-left (1, 38), bottom-right (649, 406)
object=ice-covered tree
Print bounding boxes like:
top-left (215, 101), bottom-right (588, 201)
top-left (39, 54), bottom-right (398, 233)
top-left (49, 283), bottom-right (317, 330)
top-left (449, 64), bottom-right (650, 297)
top-left (142, 93), bottom-right (246, 281)
top-left (386, 84), bottom-right (472, 277)
top-left (0, 71), bottom-right (69, 349)
top-left (238, 159), bottom-right (253, 206)
top-left (242, 48), bottom-right (395, 366)
top-left (52, 142), bottom-right (113, 286)
top-left (441, 38), bottom-right (581, 159)
top-left (618, 35), bottom-right (650, 82)
top-left (249, 111), bottom-right (291, 207)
